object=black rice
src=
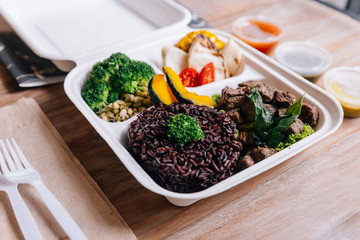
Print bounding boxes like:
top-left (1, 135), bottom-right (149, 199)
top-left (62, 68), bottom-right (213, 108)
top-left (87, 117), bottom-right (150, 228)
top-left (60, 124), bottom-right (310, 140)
top-left (128, 103), bottom-right (242, 193)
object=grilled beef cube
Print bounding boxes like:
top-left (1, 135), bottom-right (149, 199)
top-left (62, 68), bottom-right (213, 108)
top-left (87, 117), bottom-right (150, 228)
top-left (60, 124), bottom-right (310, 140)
top-left (273, 90), bottom-right (296, 107)
top-left (299, 103), bottom-right (319, 127)
top-left (277, 107), bottom-right (287, 117)
top-left (263, 103), bottom-right (277, 116)
top-left (240, 155), bottom-right (255, 168)
top-left (227, 86), bottom-right (250, 97)
top-left (248, 146), bottom-right (277, 162)
top-left (237, 131), bottom-right (254, 145)
top-left (222, 96), bottom-right (246, 110)
top-left (238, 80), bottom-right (260, 88)
top-left (256, 83), bottom-right (276, 103)
top-left (239, 97), bottom-right (255, 122)
top-left (238, 80), bottom-right (276, 103)
top-left (219, 86), bottom-right (249, 107)
top-left (227, 108), bottom-right (245, 124)
top-left (218, 87), bottom-right (230, 106)
top-left (283, 118), bottom-right (304, 136)
top-left (237, 123), bottom-right (254, 131)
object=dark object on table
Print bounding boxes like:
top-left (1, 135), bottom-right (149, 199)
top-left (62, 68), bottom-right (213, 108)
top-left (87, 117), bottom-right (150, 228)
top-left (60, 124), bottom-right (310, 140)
top-left (0, 32), bottom-right (67, 87)
top-left (316, 0), bottom-right (360, 21)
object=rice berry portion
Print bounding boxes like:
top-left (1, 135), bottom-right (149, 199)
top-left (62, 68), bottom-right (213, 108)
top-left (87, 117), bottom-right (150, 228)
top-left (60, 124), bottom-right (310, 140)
top-left (128, 103), bottom-right (243, 193)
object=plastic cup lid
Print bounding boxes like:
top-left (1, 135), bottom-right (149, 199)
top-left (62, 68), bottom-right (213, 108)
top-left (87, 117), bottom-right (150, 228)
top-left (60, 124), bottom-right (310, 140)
top-left (324, 66), bottom-right (360, 107)
top-left (275, 41), bottom-right (332, 77)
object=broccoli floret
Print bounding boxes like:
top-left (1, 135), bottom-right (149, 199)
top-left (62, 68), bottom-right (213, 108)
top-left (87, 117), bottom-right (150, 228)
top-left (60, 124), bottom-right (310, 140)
top-left (81, 52), bottom-right (154, 111)
top-left (111, 60), bottom-right (155, 95)
top-left (81, 62), bottom-right (112, 111)
top-left (81, 76), bottom-right (110, 111)
top-left (90, 63), bottom-right (111, 83)
top-left (166, 114), bottom-right (204, 146)
top-left (101, 52), bottom-right (131, 74)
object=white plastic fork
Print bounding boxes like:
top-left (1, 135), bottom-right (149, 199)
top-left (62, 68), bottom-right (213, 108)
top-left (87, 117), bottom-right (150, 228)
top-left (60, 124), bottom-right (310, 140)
top-left (0, 147), bottom-right (42, 240)
top-left (0, 138), bottom-right (87, 240)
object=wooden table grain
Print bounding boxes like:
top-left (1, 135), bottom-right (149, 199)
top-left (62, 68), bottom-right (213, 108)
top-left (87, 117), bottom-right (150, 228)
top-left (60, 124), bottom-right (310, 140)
top-left (1, 0), bottom-right (360, 239)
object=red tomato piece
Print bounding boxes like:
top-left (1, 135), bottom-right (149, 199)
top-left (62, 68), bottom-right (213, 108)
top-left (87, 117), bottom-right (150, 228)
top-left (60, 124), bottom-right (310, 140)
top-left (198, 62), bottom-right (215, 86)
top-left (179, 68), bottom-right (199, 87)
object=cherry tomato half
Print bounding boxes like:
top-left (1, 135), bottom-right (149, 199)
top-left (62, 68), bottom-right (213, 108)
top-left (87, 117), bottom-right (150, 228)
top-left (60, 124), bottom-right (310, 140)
top-left (198, 62), bottom-right (215, 86)
top-left (179, 68), bottom-right (199, 87)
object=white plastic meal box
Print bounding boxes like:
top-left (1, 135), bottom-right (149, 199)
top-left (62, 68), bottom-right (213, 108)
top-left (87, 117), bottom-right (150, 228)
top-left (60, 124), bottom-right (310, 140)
top-left (0, 0), bottom-right (343, 206)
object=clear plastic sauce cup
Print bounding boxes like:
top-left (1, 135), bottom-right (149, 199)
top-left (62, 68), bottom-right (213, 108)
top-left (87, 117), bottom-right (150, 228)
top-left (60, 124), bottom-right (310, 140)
top-left (324, 66), bottom-right (360, 117)
top-left (232, 15), bottom-right (283, 54)
top-left (275, 41), bottom-right (332, 79)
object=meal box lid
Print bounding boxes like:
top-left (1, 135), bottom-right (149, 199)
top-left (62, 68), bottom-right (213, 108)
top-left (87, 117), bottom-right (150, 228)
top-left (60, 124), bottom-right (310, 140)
top-left (0, 0), bottom-right (192, 64)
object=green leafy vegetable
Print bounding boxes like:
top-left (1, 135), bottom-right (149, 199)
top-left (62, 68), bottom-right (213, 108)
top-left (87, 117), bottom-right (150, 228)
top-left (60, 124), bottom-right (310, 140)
top-left (166, 114), bottom-right (204, 146)
top-left (268, 95), bottom-right (304, 148)
top-left (247, 88), bottom-right (304, 148)
top-left (234, 124), bottom-right (239, 139)
top-left (276, 123), bottom-right (315, 151)
top-left (212, 94), bottom-right (221, 105)
top-left (247, 87), bottom-right (273, 145)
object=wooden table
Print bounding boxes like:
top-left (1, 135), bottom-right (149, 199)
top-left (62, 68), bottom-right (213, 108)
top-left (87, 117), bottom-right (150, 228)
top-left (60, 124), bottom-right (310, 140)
top-left (1, 0), bottom-right (360, 239)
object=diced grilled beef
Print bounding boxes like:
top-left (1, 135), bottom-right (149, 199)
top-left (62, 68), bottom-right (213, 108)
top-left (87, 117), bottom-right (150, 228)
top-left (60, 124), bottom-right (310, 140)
top-left (283, 118), bottom-right (304, 136)
top-left (277, 108), bottom-right (287, 117)
top-left (248, 146), bottom-right (277, 162)
top-left (238, 80), bottom-right (260, 88)
top-left (263, 103), bottom-right (277, 116)
top-left (237, 123), bottom-right (254, 131)
top-left (226, 86), bottom-right (249, 97)
top-left (273, 90), bottom-right (296, 107)
top-left (238, 80), bottom-right (276, 103)
top-left (256, 84), bottom-right (276, 103)
top-left (219, 86), bottom-right (250, 107)
top-left (218, 87), bottom-right (230, 106)
top-left (239, 155), bottom-right (255, 168)
top-left (299, 103), bottom-right (319, 127)
top-left (239, 97), bottom-right (255, 122)
top-left (227, 108), bottom-right (245, 124)
top-left (237, 131), bottom-right (254, 145)
top-left (221, 96), bottom-right (246, 110)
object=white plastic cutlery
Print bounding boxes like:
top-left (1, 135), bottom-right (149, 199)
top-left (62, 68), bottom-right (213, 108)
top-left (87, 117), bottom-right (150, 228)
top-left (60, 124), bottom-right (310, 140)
top-left (0, 155), bottom-right (43, 240)
top-left (0, 138), bottom-right (87, 240)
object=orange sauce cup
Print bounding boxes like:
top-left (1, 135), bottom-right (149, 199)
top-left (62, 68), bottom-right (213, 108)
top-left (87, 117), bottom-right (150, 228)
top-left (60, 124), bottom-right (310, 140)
top-left (232, 15), bottom-right (283, 54)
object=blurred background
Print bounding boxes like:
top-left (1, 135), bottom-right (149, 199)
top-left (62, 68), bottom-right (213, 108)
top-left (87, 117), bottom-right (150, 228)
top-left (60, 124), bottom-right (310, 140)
top-left (317, 0), bottom-right (360, 20)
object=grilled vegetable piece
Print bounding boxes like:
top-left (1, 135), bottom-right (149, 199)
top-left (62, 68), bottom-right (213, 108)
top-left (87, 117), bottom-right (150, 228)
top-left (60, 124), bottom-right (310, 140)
top-left (188, 34), bottom-right (227, 81)
top-left (148, 74), bottom-right (178, 105)
top-left (179, 68), bottom-right (199, 87)
top-left (220, 38), bottom-right (245, 77)
top-left (198, 62), bottom-right (215, 85)
top-left (163, 67), bottom-right (217, 108)
top-left (162, 45), bottom-right (188, 74)
top-left (176, 30), bottom-right (225, 52)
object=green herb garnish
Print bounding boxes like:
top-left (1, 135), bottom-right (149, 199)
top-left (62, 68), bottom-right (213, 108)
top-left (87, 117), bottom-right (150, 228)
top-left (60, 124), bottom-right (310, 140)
top-left (247, 87), bottom-right (304, 148)
top-left (166, 114), bottom-right (204, 146)
top-left (276, 123), bottom-right (315, 151)
top-left (268, 94), bottom-right (304, 148)
top-left (247, 87), bottom-right (274, 146)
